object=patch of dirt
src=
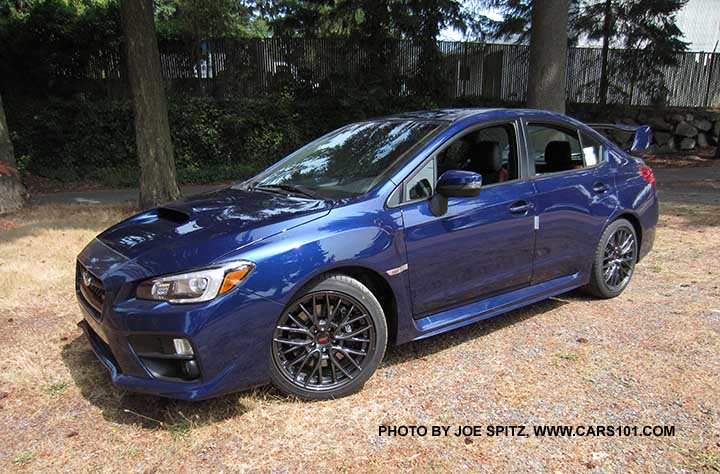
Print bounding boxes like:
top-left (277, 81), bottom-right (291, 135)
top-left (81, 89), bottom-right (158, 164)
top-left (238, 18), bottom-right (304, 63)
top-left (0, 219), bottom-right (20, 232)
top-left (639, 147), bottom-right (719, 169)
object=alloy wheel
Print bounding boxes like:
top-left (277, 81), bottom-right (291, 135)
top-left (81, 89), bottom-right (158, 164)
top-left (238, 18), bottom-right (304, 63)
top-left (272, 291), bottom-right (377, 392)
top-left (602, 227), bottom-right (636, 292)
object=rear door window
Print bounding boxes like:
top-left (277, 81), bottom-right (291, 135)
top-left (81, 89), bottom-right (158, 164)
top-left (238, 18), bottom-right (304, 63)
top-left (527, 124), bottom-right (583, 175)
top-left (579, 133), bottom-right (605, 167)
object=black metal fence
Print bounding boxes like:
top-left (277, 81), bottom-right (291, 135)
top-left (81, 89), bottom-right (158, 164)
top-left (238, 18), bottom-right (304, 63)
top-left (11, 37), bottom-right (720, 107)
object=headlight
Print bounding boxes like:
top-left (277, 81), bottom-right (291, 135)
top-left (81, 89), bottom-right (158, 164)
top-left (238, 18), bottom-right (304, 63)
top-left (136, 261), bottom-right (254, 304)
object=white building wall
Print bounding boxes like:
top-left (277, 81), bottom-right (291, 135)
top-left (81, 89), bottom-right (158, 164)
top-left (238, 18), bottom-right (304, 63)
top-left (675, 0), bottom-right (720, 52)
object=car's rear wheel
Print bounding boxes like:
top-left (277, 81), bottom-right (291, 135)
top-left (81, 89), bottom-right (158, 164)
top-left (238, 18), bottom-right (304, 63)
top-left (269, 274), bottom-right (387, 400)
top-left (584, 218), bottom-right (638, 298)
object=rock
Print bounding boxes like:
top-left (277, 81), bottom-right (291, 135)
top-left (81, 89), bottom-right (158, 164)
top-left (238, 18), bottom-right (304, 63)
top-left (663, 137), bottom-right (677, 151)
top-left (680, 137), bottom-right (696, 150)
top-left (622, 118), bottom-right (636, 125)
top-left (685, 113), bottom-right (695, 122)
top-left (647, 116), bottom-right (672, 131)
top-left (697, 132), bottom-right (708, 148)
top-left (675, 121), bottom-right (698, 138)
top-left (670, 114), bottom-right (685, 123)
top-left (694, 119), bottom-right (712, 131)
top-left (654, 131), bottom-right (672, 145)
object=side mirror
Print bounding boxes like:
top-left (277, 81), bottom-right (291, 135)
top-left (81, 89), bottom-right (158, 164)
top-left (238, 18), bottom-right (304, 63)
top-left (430, 170), bottom-right (482, 217)
top-left (436, 170), bottom-right (482, 198)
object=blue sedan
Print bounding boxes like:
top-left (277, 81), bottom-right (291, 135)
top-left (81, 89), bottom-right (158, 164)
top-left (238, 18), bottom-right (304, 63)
top-left (76, 108), bottom-right (658, 400)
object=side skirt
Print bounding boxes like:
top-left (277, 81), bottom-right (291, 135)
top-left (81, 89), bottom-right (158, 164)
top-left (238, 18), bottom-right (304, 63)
top-left (405, 272), bottom-right (583, 343)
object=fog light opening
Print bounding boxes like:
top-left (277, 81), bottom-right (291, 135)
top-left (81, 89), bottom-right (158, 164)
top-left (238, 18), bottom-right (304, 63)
top-left (173, 338), bottom-right (194, 356)
top-left (183, 359), bottom-right (200, 379)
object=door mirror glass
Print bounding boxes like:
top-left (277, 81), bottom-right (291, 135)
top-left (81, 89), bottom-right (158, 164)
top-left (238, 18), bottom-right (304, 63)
top-left (436, 170), bottom-right (482, 198)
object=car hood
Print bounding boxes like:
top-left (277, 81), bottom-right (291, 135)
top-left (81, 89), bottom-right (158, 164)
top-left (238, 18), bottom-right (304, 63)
top-left (92, 187), bottom-right (332, 278)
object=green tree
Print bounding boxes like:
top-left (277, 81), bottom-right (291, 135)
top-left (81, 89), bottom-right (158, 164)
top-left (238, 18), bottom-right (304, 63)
top-left (154, 0), bottom-right (268, 40)
top-left (0, 0), bottom-right (121, 96)
top-left (486, 0), bottom-right (688, 105)
top-left (268, 0), bottom-right (466, 100)
top-left (574, 0), bottom-right (687, 104)
top-left (396, 0), bottom-right (465, 100)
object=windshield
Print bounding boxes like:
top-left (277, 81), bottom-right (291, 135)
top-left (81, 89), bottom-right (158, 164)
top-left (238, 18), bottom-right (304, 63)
top-left (246, 120), bottom-right (442, 199)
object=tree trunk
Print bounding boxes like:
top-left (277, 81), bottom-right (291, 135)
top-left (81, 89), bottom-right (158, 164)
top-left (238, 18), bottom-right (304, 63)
top-left (526, 0), bottom-right (571, 113)
top-left (598, 0), bottom-right (613, 105)
top-left (0, 94), bottom-right (26, 214)
top-left (120, 0), bottom-right (180, 209)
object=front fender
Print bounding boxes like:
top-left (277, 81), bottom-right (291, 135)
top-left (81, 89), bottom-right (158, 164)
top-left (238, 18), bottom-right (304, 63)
top-left (217, 200), bottom-right (410, 310)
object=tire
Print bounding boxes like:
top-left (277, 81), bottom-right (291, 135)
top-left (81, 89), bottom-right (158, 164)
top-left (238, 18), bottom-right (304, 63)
top-left (584, 218), bottom-right (638, 299)
top-left (269, 273), bottom-right (387, 400)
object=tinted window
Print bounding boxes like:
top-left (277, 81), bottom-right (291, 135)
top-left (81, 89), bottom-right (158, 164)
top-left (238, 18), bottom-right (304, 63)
top-left (437, 124), bottom-right (519, 185)
top-left (527, 124), bottom-right (582, 175)
top-left (400, 123), bottom-right (520, 205)
top-left (251, 120), bottom-right (440, 198)
top-left (580, 132), bottom-right (605, 167)
top-left (405, 159), bottom-right (435, 201)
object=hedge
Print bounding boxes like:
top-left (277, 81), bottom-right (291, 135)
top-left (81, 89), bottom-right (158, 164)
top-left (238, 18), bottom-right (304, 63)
top-left (3, 94), bottom-right (511, 186)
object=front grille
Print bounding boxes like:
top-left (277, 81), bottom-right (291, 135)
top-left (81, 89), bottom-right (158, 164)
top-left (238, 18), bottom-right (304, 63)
top-left (78, 264), bottom-right (106, 314)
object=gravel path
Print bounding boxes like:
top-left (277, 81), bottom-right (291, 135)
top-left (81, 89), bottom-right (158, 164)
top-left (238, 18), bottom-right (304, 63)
top-left (655, 165), bottom-right (720, 206)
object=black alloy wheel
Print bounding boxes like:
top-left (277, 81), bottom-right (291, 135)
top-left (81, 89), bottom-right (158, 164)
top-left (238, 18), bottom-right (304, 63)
top-left (270, 274), bottom-right (387, 399)
top-left (585, 218), bottom-right (638, 298)
top-left (602, 226), bottom-right (636, 292)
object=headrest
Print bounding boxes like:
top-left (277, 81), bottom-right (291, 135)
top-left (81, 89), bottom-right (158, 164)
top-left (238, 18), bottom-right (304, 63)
top-left (544, 141), bottom-right (572, 171)
top-left (469, 141), bottom-right (502, 172)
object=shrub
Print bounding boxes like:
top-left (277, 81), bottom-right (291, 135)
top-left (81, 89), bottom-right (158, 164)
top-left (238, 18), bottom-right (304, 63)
top-left (3, 94), bottom-right (511, 187)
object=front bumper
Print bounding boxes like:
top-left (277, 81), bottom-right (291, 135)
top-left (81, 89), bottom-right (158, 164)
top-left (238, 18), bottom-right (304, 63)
top-left (75, 239), bottom-right (284, 400)
top-left (76, 289), bottom-right (284, 400)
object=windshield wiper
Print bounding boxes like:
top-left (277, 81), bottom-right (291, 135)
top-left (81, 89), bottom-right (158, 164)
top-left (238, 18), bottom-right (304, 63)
top-left (252, 184), bottom-right (323, 200)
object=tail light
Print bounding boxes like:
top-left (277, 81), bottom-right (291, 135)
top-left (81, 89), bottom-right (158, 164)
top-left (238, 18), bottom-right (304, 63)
top-left (639, 165), bottom-right (655, 187)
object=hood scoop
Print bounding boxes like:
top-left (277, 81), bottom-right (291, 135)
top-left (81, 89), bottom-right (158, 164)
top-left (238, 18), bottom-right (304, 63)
top-left (156, 207), bottom-right (190, 225)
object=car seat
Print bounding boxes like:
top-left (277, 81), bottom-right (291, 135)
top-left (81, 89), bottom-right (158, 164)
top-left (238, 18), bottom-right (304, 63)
top-left (467, 141), bottom-right (508, 184)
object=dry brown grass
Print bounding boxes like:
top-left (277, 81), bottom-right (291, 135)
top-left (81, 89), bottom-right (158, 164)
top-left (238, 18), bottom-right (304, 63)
top-left (0, 198), bottom-right (719, 473)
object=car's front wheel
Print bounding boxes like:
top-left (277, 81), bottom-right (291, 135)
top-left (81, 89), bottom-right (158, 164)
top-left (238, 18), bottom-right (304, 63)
top-left (269, 273), bottom-right (387, 400)
top-left (584, 218), bottom-right (638, 298)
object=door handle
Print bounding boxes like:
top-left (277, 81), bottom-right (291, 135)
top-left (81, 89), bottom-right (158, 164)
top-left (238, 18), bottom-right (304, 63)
top-left (509, 201), bottom-right (534, 215)
top-left (593, 182), bottom-right (610, 194)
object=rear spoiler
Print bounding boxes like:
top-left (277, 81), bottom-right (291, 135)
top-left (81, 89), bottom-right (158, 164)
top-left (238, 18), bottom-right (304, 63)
top-left (588, 124), bottom-right (653, 152)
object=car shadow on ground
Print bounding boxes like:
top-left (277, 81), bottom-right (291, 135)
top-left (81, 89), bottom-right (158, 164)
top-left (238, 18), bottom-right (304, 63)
top-left (383, 297), bottom-right (569, 367)
top-left (61, 295), bottom-right (571, 432)
top-left (60, 336), bottom-right (263, 433)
